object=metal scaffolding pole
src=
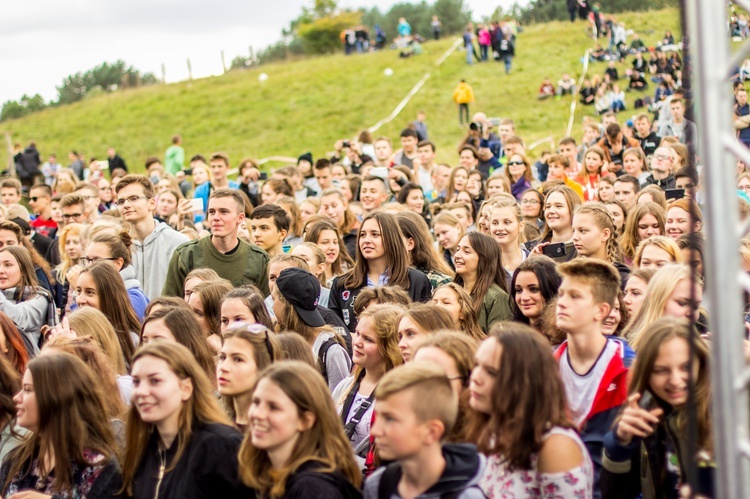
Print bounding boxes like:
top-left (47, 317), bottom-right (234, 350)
top-left (686, 0), bottom-right (750, 497)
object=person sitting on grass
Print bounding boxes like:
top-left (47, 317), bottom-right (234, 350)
top-left (538, 78), bottom-right (555, 100)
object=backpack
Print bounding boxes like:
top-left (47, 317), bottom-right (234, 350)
top-left (318, 335), bottom-right (350, 381)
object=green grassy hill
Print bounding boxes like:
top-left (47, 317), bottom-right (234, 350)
top-left (2, 8), bottom-right (680, 172)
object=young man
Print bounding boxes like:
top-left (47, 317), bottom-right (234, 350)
top-left (413, 110), bottom-right (429, 141)
top-left (559, 137), bottom-right (582, 176)
top-left (735, 88), bottom-right (750, 149)
top-left (249, 204), bottom-right (289, 259)
top-left (40, 154), bottom-right (60, 186)
top-left (554, 260), bottom-right (635, 498)
top-left (73, 183), bottom-right (101, 222)
top-left (373, 137), bottom-right (394, 167)
top-left (275, 165), bottom-right (316, 203)
top-left (393, 129), bottom-right (419, 169)
top-left (613, 175), bottom-right (640, 211)
top-left (0, 179), bottom-right (22, 206)
top-left (426, 164), bottom-right (452, 202)
top-left (313, 159), bottom-right (334, 192)
top-left (674, 166), bottom-right (699, 199)
top-left (596, 123), bottom-right (639, 175)
top-left (546, 155), bottom-right (585, 200)
top-left (658, 98), bottom-right (698, 148)
top-left (164, 134), bottom-right (185, 175)
top-left (458, 145), bottom-right (479, 171)
top-left (366, 362), bottom-right (486, 499)
top-left (192, 152), bottom-right (240, 223)
top-left (633, 114), bottom-right (661, 157)
top-left (644, 147), bottom-right (677, 190)
top-left (360, 176), bottom-right (389, 214)
top-left (28, 184), bottom-right (57, 238)
top-left (415, 140), bottom-right (436, 193)
top-left (162, 188), bottom-right (269, 297)
top-left (114, 175), bottom-right (189, 299)
top-left (106, 147), bottom-right (128, 174)
top-left (59, 193), bottom-right (90, 226)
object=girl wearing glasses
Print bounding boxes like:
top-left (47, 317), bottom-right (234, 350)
top-left (122, 342), bottom-right (251, 498)
top-left (82, 231), bottom-right (149, 320)
top-left (504, 154), bottom-right (533, 201)
top-left (217, 324), bottom-right (279, 432)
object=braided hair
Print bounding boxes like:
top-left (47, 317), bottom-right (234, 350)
top-left (575, 203), bottom-right (622, 264)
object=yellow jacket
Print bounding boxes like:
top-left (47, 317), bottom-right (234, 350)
top-left (453, 82), bottom-right (475, 104)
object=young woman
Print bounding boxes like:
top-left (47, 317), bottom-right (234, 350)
top-left (276, 196), bottom-right (304, 247)
top-left (505, 154), bottom-right (533, 201)
top-left (155, 188), bottom-right (183, 227)
top-left (140, 307), bottom-right (217, 385)
top-left (572, 204), bottom-right (630, 283)
top-left (191, 162), bottom-right (211, 191)
top-left (520, 188), bottom-right (545, 230)
top-left (182, 267), bottom-right (220, 302)
top-left (395, 211), bottom-right (453, 291)
top-left (413, 332), bottom-right (477, 443)
top-left (396, 183), bottom-right (430, 224)
top-left (0, 311), bottom-right (30, 374)
top-left (299, 198), bottom-right (320, 224)
top-left (604, 199), bottom-right (627, 235)
top-left (292, 242), bottom-right (331, 304)
top-left (637, 185), bottom-right (668, 210)
top-left (430, 282), bottom-right (484, 339)
top-left (454, 231), bottom-right (513, 332)
top-left (623, 147), bottom-right (649, 185)
top-left (633, 235), bottom-right (683, 270)
top-left (575, 146), bottom-right (610, 202)
top-left (432, 211), bottom-right (465, 272)
top-left (220, 287), bottom-right (275, 333)
top-left (187, 279), bottom-right (233, 353)
top-left (218, 324), bottom-right (279, 431)
top-left (486, 172), bottom-right (511, 198)
top-left (665, 198), bottom-right (703, 241)
top-left (527, 185), bottom-right (582, 262)
top-left (396, 303), bottom-right (457, 362)
top-left (602, 318), bottom-right (712, 498)
top-left (274, 267), bottom-right (352, 390)
top-left (470, 323), bottom-right (593, 496)
top-left (332, 304), bottom-right (403, 456)
top-left (238, 362), bottom-right (362, 498)
top-left (0, 220), bottom-right (54, 297)
top-left (329, 211), bottom-right (432, 333)
top-left (0, 246), bottom-right (56, 351)
top-left (276, 331), bottom-right (318, 367)
top-left (261, 178), bottom-right (293, 205)
top-left (441, 166), bottom-right (469, 203)
top-left (510, 255), bottom-right (562, 332)
top-left (625, 265), bottom-right (703, 350)
top-left (319, 188), bottom-right (358, 258)
top-left (677, 233), bottom-right (705, 280)
top-left (122, 342), bottom-right (251, 498)
top-left (619, 202), bottom-right (666, 264)
top-left (54, 222), bottom-right (84, 312)
top-left (622, 268), bottom-right (655, 318)
top-left (304, 217), bottom-right (354, 286)
top-left (83, 231), bottom-right (149, 320)
top-left (489, 198), bottom-right (529, 283)
top-left (75, 261), bottom-right (139, 367)
top-left (466, 170), bottom-right (486, 215)
top-left (1, 352), bottom-right (122, 497)
top-left (597, 176), bottom-right (616, 203)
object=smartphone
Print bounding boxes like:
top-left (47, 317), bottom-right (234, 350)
top-left (370, 167), bottom-right (389, 180)
top-left (665, 188), bottom-right (685, 200)
top-left (189, 198), bottom-right (204, 213)
top-left (638, 390), bottom-right (655, 410)
top-left (258, 172), bottom-right (268, 181)
top-left (542, 242), bottom-right (567, 258)
top-left (182, 168), bottom-right (193, 176)
top-left (489, 117), bottom-right (501, 126)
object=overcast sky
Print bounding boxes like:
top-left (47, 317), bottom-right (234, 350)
top-left (0, 0), bottom-right (524, 104)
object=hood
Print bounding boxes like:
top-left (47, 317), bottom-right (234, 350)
top-left (423, 444), bottom-right (485, 495)
top-left (289, 460), bottom-right (361, 499)
top-left (119, 265), bottom-right (141, 290)
top-left (135, 219), bottom-right (171, 249)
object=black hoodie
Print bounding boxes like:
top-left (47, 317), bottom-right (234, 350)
top-left (281, 460), bottom-right (362, 499)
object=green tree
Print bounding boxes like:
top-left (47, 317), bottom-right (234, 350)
top-left (0, 94), bottom-right (47, 122)
top-left (433, 0), bottom-right (471, 34)
top-left (298, 11), bottom-right (362, 54)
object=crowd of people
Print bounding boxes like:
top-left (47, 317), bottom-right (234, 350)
top-left (0, 12), bottom-right (733, 499)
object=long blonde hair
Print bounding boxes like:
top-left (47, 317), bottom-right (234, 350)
top-left (55, 223), bottom-right (84, 284)
top-left (238, 362), bottom-right (361, 497)
top-left (66, 307), bottom-right (127, 375)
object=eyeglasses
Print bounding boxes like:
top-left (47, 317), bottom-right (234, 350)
top-left (115, 195), bottom-right (148, 207)
top-left (62, 213), bottom-right (83, 220)
top-left (653, 154), bottom-right (672, 161)
top-left (79, 257), bottom-right (119, 266)
top-left (507, 161), bottom-right (525, 166)
top-left (521, 199), bottom-right (541, 205)
top-left (740, 185), bottom-right (750, 192)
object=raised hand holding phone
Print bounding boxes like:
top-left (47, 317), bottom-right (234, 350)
top-left (615, 392), bottom-right (664, 446)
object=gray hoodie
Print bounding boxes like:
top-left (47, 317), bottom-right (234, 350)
top-left (132, 220), bottom-right (189, 299)
top-left (0, 289), bottom-right (49, 353)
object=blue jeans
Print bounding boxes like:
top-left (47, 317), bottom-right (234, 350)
top-left (502, 55), bottom-right (512, 73)
top-left (465, 44), bottom-right (473, 65)
top-left (480, 45), bottom-right (488, 61)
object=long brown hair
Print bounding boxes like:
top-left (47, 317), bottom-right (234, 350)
top-left (434, 283), bottom-right (486, 340)
top-left (221, 287), bottom-right (275, 330)
top-left (0, 246), bottom-right (40, 301)
top-left (78, 261), bottom-right (139, 366)
top-left (238, 361), bottom-right (361, 496)
top-left (140, 307), bottom-right (217, 385)
top-left (399, 303), bottom-right (458, 337)
top-left (620, 202), bottom-right (666, 261)
top-left (304, 216), bottom-right (354, 274)
top-left (192, 279), bottom-right (233, 335)
top-left (121, 342), bottom-right (231, 495)
top-left (3, 352), bottom-right (117, 495)
top-left (0, 355), bottom-right (20, 436)
top-left (624, 317), bottom-right (712, 452)
top-left (341, 211), bottom-right (411, 290)
top-left (536, 185), bottom-right (582, 243)
top-left (0, 221), bottom-right (54, 286)
top-left (395, 211), bottom-right (454, 277)
top-left (454, 231), bottom-right (509, 307)
top-left (467, 323), bottom-right (574, 470)
top-left (67, 307), bottom-right (127, 376)
top-left (44, 336), bottom-right (126, 419)
top-left (0, 310), bottom-right (29, 374)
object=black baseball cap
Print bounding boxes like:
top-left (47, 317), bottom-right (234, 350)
top-left (276, 267), bottom-right (325, 327)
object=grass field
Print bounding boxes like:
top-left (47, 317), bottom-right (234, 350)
top-left (1, 8), bottom-right (681, 172)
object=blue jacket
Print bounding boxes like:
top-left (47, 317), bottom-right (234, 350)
top-left (192, 180), bottom-right (240, 223)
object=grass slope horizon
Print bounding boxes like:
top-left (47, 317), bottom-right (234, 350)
top-left (2, 9), bottom-right (680, 172)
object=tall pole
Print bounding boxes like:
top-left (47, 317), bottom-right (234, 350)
top-left (687, 0), bottom-right (750, 496)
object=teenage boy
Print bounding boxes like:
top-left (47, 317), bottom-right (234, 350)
top-left (366, 362), bottom-right (486, 499)
top-left (415, 141), bottom-right (437, 193)
top-left (314, 159), bottom-right (334, 192)
top-left (426, 164), bottom-right (451, 202)
top-left (559, 137), bottom-right (582, 176)
top-left (115, 175), bottom-right (189, 299)
top-left (674, 166), bottom-right (699, 199)
top-left (644, 147), bottom-right (676, 190)
top-left (0, 179), bottom-right (22, 206)
top-left (249, 204), bottom-right (289, 259)
top-left (162, 188), bottom-right (269, 297)
top-left (554, 260), bottom-right (635, 498)
top-left (73, 183), bottom-right (102, 222)
top-left (658, 98), bottom-right (698, 148)
top-left (374, 137), bottom-right (394, 167)
top-left (393, 129), bottom-right (419, 169)
top-left (28, 184), bottom-right (57, 238)
top-left (613, 175), bottom-right (640, 210)
top-left (60, 193), bottom-right (91, 226)
top-left (546, 155), bottom-right (584, 200)
top-left (192, 152), bottom-right (240, 223)
top-left (633, 114), bottom-right (661, 156)
top-left (596, 124), bottom-right (639, 175)
top-left (360, 176), bottom-right (389, 214)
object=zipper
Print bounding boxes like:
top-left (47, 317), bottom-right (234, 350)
top-left (153, 449), bottom-right (166, 499)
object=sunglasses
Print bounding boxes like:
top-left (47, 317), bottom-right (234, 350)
top-left (507, 161), bottom-right (525, 166)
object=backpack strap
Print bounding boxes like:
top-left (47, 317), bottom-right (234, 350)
top-left (377, 463), bottom-right (402, 499)
top-left (317, 337), bottom-right (339, 381)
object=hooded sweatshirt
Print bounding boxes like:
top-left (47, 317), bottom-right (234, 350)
top-left (364, 443), bottom-right (487, 499)
top-left (120, 265), bottom-right (149, 320)
top-left (131, 220), bottom-right (189, 300)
